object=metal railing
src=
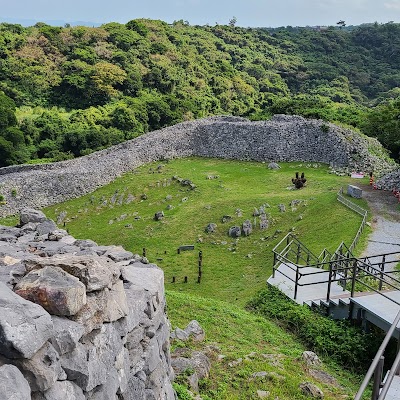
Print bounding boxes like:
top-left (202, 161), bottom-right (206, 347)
top-left (272, 233), bottom-right (400, 303)
top-left (272, 233), bottom-right (320, 269)
top-left (271, 188), bottom-right (398, 399)
top-left (336, 187), bottom-right (368, 255)
top-left (355, 309), bottom-right (400, 400)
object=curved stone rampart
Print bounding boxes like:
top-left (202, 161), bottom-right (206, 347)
top-left (0, 114), bottom-right (395, 217)
top-left (0, 209), bottom-right (174, 399)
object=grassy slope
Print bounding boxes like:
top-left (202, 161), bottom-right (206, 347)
top-left (167, 290), bottom-right (361, 399)
top-left (43, 157), bottom-right (370, 306)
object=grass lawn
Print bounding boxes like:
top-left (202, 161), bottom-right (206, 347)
top-left (41, 157), bottom-right (370, 306)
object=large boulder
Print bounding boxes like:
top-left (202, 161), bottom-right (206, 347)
top-left (20, 208), bottom-right (47, 225)
top-left (228, 226), bottom-right (241, 238)
top-left (50, 316), bottom-right (85, 355)
top-left (14, 266), bottom-right (86, 316)
top-left (24, 255), bottom-right (119, 292)
top-left (0, 282), bottom-right (53, 359)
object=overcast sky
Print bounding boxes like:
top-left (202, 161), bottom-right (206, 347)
top-left (1, 0), bottom-right (399, 27)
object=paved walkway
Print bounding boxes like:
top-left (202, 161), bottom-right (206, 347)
top-left (359, 184), bottom-right (400, 269)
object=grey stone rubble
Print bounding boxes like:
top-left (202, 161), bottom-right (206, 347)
top-left (0, 208), bottom-right (175, 400)
top-left (170, 321), bottom-right (209, 394)
top-left (376, 168), bottom-right (400, 190)
top-left (0, 115), bottom-right (396, 217)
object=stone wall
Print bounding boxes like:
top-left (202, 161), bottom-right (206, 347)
top-left (0, 209), bottom-right (175, 400)
top-left (0, 114), bottom-right (395, 217)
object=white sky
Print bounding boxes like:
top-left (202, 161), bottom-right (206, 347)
top-left (0, 0), bottom-right (399, 27)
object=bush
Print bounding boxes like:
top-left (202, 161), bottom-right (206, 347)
top-left (247, 286), bottom-right (382, 372)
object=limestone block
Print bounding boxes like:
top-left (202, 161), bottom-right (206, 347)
top-left (228, 226), bottom-right (241, 238)
top-left (120, 376), bottom-right (145, 400)
top-left (106, 248), bottom-right (134, 262)
top-left (242, 220), bottom-right (252, 236)
top-left (36, 220), bottom-right (58, 236)
top-left (17, 342), bottom-right (63, 391)
top-left (50, 315), bottom-right (85, 355)
top-left (347, 184), bottom-right (362, 199)
top-left (82, 324), bottom-right (122, 369)
top-left (0, 282), bottom-right (53, 359)
top-left (85, 367), bottom-right (119, 400)
top-left (299, 382), bottom-right (324, 398)
top-left (0, 364), bottom-right (31, 400)
top-left (0, 233), bottom-right (17, 243)
top-left (43, 380), bottom-right (85, 400)
top-left (205, 223), bottom-right (217, 233)
top-left (103, 280), bottom-right (129, 322)
top-left (74, 239), bottom-right (98, 248)
top-left (145, 339), bottom-right (161, 374)
top-left (164, 375), bottom-right (176, 400)
top-left (20, 208), bottom-right (47, 225)
top-left (15, 266), bottom-right (86, 316)
top-left (71, 289), bottom-right (108, 335)
top-left (125, 327), bottom-right (145, 367)
top-left (60, 343), bottom-right (107, 392)
top-left (28, 255), bottom-right (117, 292)
top-left (115, 347), bottom-right (130, 394)
top-left (121, 263), bottom-right (165, 298)
top-left (185, 320), bottom-right (205, 342)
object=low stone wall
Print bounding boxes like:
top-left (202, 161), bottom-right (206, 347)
top-left (0, 209), bottom-right (175, 400)
top-left (0, 114), bottom-right (395, 217)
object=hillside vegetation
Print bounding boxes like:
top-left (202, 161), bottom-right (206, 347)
top-left (0, 21), bottom-right (400, 166)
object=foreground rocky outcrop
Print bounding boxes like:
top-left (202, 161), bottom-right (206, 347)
top-left (0, 209), bottom-right (175, 400)
top-left (0, 115), bottom-right (396, 217)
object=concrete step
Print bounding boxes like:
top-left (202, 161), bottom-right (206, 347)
top-left (382, 372), bottom-right (400, 399)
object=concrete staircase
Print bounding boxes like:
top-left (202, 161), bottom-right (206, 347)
top-left (268, 263), bottom-right (400, 336)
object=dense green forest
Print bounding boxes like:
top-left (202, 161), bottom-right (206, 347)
top-left (0, 20), bottom-right (400, 167)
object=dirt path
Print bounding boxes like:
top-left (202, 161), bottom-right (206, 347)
top-left (358, 183), bottom-right (400, 265)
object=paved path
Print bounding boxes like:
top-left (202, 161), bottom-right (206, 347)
top-left (359, 184), bottom-right (400, 269)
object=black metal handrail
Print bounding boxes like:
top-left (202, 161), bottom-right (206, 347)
top-left (273, 249), bottom-right (400, 302)
top-left (355, 309), bottom-right (400, 400)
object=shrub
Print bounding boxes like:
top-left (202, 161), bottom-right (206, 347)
top-left (247, 286), bottom-right (382, 372)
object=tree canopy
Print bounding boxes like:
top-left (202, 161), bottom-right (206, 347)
top-left (0, 20), bottom-right (399, 165)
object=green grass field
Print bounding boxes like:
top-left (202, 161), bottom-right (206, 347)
top-left (42, 158), bottom-right (370, 306)
top-left (41, 157), bottom-right (370, 306)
